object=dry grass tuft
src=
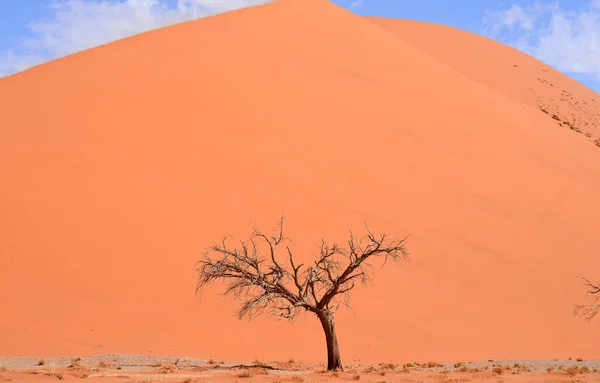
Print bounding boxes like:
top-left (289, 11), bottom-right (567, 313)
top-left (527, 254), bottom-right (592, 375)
top-left (565, 366), bottom-right (590, 376)
top-left (291, 375), bottom-right (305, 382)
top-left (352, 373), bottom-right (361, 380)
top-left (69, 357), bottom-right (83, 371)
top-left (253, 359), bottom-right (268, 368)
top-left (158, 364), bottom-right (176, 374)
top-left (238, 371), bottom-right (253, 378)
top-left (492, 367), bottom-right (504, 375)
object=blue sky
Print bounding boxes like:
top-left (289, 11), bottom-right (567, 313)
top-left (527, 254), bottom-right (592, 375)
top-left (1, 0), bottom-right (600, 93)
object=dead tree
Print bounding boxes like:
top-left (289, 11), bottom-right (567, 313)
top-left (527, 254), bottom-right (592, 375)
top-left (574, 277), bottom-right (600, 320)
top-left (195, 215), bottom-right (409, 371)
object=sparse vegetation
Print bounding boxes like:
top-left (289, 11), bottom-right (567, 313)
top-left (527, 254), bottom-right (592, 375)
top-left (69, 357), bottom-right (83, 370)
top-left (291, 375), bottom-right (305, 382)
top-left (253, 359), bottom-right (268, 368)
top-left (195, 215), bottom-right (410, 371)
top-left (159, 364), bottom-right (176, 374)
top-left (565, 365), bottom-right (590, 376)
top-left (238, 371), bottom-right (253, 378)
top-left (38, 359), bottom-right (46, 366)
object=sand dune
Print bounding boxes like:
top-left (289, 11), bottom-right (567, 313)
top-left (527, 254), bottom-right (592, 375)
top-left (1, 0), bottom-right (600, 365)
top-left (367, 17), bottom-right (600, 142)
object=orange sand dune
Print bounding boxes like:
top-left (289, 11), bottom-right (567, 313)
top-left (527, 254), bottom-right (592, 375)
top-left (1, 0), bottom-right (600, 365)
top-left (367, 17), bottom-right (600, 140)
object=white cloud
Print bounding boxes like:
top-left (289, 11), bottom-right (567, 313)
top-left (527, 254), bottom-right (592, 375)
top-left (483, 1), bottom-right (600, 81)
top-left (0, 0), bottom-right (271, 78)
top-left (350, 0), bottom-right (363, 9)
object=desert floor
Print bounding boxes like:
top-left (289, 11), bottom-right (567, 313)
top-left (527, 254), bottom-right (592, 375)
top-left (2, 356), bottom-right (600, 383)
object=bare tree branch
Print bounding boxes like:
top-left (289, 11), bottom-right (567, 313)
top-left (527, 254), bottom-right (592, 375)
top-left (574, 276), bottom-right (600, 321)
top-left (196, 216), bottom-right (409, 319)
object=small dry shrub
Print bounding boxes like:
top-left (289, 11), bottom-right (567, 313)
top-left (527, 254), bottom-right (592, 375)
top-left (331, 371), bottom-right (339, 377)
top-left (291, 375), bottom-right (304, 382)
top-left (159, 364), bottom-right (176, 374)
top-left (38, 359), bottom-right (46, 366)
top-left (352, 373), bottom-right (361, 380)
top-left (55, 372), bottom-right (64, 380)
top-left (565, 366), bottom-right (589, 376)
top-left (69, 358), bottom-right (83, 370)
top-left (363, 367), bottom-right (376, 373)
top-left (238, 371), bottom-right (253, 379)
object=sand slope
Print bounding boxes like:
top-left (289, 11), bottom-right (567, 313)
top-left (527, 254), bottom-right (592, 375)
top-left (367, 17), bottom-right (600, 141)
top-left (1, 0), bottom-right (600, 364)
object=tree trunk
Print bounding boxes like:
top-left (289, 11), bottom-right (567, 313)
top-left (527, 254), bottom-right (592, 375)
top-left (317, 310), bottom-right (343, 371)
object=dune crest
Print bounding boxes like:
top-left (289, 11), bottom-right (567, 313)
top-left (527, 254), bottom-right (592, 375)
top-left (1, 0), bottom-right (600, 364)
